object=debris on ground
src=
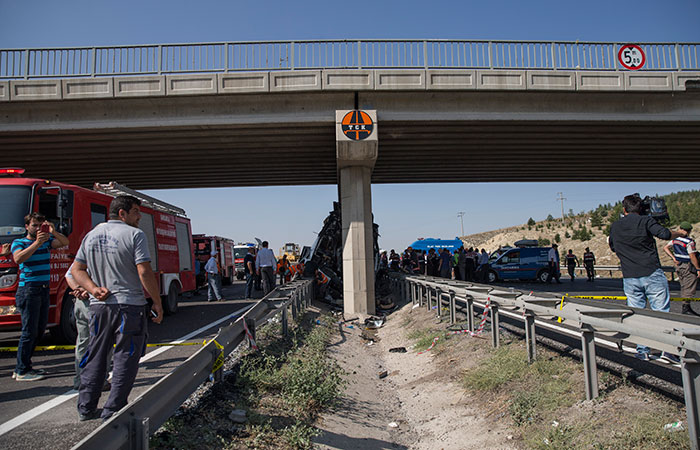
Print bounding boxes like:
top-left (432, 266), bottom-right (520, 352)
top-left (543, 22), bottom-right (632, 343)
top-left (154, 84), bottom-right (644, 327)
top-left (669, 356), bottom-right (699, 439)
top-left (378, 370), bottom-right (388, 379)
top-left (389, 347), bottom-right (407, 353)
top-left (228, 409), bottom-right (247, 424)
top-left (364, 315), bottom-right (386, 329)
top-left (663, 421), bottom-right (684, 432)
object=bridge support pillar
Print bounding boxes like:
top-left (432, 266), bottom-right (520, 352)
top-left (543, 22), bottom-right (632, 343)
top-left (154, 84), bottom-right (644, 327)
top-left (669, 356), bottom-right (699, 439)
top-left (337, 110), bottom-right (378, 318)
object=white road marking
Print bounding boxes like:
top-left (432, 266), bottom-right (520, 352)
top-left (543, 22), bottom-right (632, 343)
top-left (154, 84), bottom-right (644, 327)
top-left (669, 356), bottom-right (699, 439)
top-left (0, 305), bottom-right (252, 436)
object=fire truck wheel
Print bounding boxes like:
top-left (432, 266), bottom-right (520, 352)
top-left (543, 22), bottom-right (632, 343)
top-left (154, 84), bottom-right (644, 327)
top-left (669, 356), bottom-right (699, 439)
top-left (163, 283), bottom-right (180, 316)
top-left (51, 294), bottom-right (78, 344)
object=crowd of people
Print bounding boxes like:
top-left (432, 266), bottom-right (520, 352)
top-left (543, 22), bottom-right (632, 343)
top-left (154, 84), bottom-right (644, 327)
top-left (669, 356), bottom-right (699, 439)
top-left (379, 246), bottom-right (493, 282)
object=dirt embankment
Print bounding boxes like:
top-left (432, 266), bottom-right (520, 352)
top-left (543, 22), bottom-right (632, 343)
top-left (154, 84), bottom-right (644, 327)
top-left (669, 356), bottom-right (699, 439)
top-left (316, 300), bottom-right (688, 449)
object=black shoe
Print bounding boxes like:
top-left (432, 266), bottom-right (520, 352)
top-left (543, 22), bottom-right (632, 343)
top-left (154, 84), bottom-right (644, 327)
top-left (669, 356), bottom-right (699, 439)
top-left (682, 303), bottom-right (700, 317)
top-left (79, 410), bottom-right (100, 421)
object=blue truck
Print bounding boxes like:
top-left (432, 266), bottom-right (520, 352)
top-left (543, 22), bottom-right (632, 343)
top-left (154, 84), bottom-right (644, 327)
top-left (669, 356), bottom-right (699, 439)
top-left (486, 246), bottom-right (552, 283)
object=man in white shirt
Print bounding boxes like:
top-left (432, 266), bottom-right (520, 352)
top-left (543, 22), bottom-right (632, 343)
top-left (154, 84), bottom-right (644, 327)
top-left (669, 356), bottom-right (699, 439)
top-left (204, 250), bottom-right (223, 302)
top-left (546, 244), bottom-right (562, 284)
top-left (255, 241), bottom-right (277, 295)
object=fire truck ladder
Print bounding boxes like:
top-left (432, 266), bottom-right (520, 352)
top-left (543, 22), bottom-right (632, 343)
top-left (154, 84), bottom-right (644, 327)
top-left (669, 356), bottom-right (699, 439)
top-left (93, 181), bottom-right (187, 217)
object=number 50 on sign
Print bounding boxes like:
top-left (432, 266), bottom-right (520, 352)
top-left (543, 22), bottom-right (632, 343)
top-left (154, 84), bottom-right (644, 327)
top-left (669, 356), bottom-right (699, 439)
top-left (618, 44), bottom-right (646, 70)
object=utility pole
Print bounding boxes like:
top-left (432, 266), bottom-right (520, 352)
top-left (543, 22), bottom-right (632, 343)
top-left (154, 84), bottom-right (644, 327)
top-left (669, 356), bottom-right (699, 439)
top-left (556, 192), bottom-right (566, 221)
top-left (457, 211), bottom-right (465, 237)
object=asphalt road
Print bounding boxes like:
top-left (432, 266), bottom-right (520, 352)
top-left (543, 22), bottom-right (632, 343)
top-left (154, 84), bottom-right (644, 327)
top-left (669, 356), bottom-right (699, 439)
top-left (0, 280), bottom-right (259, 450)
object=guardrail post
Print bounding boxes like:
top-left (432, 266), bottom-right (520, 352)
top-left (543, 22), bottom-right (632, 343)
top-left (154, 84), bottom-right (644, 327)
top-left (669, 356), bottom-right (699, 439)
top-left (675, 43), bottom-right (681, 70)
top-left (245, 318), bottom-right (257, 349)
top-left (419, 284), bottom-right (424, 306)
top-left (490, 304), bottom-right (500, 348)
top-left (436, 288), bottom-right (442, 320)
top-left (423, 40), bottom-right (428, 69)
top-left (681, 350), bottom-right (700, 450)
top-left (525, 313), bottom-right (537, 363)
top-left (581, 330), bottom-right (599, 400)
top-left (426, 286), bottom-right (432, 311)
top-left (449, 291), bottom-right (456, 325)
top-left (291, 294), bottom-right (298, 321)
top-left (281, 305), bottom-right (288, 337)
top-left (130, 416), bottom-right (149, 450)
top-left (467, 297), bottom-right (475, 332)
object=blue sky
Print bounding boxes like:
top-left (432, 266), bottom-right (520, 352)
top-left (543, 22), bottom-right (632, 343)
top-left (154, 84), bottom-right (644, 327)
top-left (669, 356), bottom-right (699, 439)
top-left (2, 1), bottom-right (699, 252)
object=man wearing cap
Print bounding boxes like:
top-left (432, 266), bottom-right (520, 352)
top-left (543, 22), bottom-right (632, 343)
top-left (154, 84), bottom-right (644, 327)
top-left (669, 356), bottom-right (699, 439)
top-left (205, 250), bottom-right (223, 302)
top-left (663, 221), bottom-right (700, 316)
top-left (583, 247), bottom-right (596, 282)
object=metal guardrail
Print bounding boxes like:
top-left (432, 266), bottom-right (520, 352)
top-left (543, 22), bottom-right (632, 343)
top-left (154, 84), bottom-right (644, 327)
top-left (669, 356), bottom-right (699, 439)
top-left (388, 273), bottom-right (700, 450)
top-left (1, 40), bottom-right (698, 79)
top-left (71, 278), bottom-right (313, 450)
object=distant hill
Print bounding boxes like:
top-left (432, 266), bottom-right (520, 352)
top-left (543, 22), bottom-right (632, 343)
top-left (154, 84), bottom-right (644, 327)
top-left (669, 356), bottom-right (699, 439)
top-left (460, 190), bottom-right (700, 267)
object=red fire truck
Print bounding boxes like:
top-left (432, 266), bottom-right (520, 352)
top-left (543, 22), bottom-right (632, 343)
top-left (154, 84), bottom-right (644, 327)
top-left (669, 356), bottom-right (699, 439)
top-left (234, 242), bottom-right (259, 280)
top-left (192, 235), bottom-right (236, 286)
top-left (0, 170), bottom-right (196, 343)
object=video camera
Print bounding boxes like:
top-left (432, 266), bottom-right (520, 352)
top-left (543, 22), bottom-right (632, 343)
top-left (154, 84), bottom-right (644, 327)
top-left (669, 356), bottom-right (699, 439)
top-left (632, 193), bottom-right (670, 223)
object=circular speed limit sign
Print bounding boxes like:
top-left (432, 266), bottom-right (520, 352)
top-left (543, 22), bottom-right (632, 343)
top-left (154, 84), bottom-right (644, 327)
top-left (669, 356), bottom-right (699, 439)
top-left (618, 44), bottom-right (646, 70)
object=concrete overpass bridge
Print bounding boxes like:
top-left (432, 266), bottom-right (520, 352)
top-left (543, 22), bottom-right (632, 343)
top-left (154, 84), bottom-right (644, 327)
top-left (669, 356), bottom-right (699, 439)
top-left (1, 39), bottom-right (700, 315)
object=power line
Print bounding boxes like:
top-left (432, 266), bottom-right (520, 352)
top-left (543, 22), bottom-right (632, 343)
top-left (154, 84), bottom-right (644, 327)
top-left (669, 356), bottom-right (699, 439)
top-left (556, 192), bottom-right (567, 220)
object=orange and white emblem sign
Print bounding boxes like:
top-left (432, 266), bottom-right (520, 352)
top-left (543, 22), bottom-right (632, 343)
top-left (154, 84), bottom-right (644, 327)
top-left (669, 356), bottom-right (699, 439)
top-left (341, 110), bottom-right (374, 141)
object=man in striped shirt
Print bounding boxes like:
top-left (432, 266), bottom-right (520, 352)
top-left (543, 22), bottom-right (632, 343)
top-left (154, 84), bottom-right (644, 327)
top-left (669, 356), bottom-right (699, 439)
top-left (11, 212), bottom-right (69, 381)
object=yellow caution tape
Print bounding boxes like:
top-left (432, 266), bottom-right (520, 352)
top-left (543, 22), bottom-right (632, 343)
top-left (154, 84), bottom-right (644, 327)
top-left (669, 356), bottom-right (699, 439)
top-left (569, 295), bottom-right (627, 301)
top-left (211, 340), bottom-right (224, 373)
top-left (569, 295), bottom-right (700, 302)
top-left (557, 295), bottom-right (565, 323)
top-left (0, 341), bottom-right (205, 352)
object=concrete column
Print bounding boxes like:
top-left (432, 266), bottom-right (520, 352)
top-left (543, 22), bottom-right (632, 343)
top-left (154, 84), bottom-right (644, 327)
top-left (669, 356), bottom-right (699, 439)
top-left (337, 110), bottom-right (378, 318)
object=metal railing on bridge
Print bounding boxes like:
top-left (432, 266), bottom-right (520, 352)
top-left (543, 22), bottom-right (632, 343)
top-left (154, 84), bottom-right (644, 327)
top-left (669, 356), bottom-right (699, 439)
top-left (1, 39), bottom-right (699, 79)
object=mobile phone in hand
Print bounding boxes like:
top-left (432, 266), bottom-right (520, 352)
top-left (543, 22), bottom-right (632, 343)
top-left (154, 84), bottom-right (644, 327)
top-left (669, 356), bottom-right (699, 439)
top-left (40, 223), bottom-right (50, 233)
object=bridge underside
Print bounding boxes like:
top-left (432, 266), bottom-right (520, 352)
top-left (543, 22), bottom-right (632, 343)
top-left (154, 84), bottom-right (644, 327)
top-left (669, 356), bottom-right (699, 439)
top-left (1, 90), bottom-right (700, 189)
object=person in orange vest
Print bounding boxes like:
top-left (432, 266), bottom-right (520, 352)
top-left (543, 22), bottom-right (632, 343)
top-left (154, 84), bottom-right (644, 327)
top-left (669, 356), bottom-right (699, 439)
top-left (315, 269), bottom-right (330, 300)
top-left (278, 254), bottom-right (290, 285)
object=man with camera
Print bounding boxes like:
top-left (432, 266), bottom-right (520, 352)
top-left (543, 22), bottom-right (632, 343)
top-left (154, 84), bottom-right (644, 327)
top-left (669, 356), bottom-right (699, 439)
top-left (11, 212), bottom-right (69, 381)
top-left (609, 194), bottom-right (686, 363)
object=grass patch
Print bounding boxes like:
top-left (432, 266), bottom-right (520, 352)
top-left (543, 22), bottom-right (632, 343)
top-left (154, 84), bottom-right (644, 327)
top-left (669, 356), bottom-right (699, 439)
top-left (463, 344), bottom-right (529, 391)
top-left (459, 340), bottom-right (689, 449)
top-left (150, 312), bottom-right (345, 450)
top-left (406, 327), bottom-right (450, 353)
top-left (525, 413), bottom-right (690, 449)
